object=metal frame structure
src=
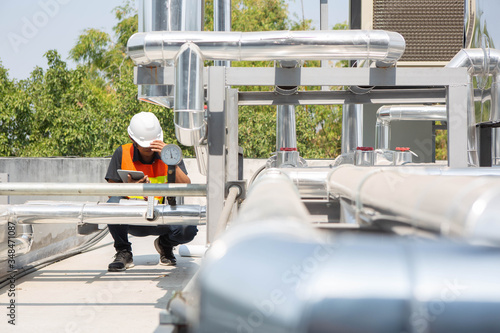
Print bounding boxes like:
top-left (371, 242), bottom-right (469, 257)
top-left (135, 65), bottom-right (470, 242)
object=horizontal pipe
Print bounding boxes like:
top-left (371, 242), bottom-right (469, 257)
top-left (328, 165), bottom-right (500, 245)
top-left (197, 214), bottom-right (500, 332)
top-left (0, 183), bottom-right (207, 197)
top-left (0, 202), bottom-right (206, 226)
top-left (377, 105), bottom-right (447, 123)
top-left (128, 30), bottom-right (405, 67)
top-left (375, 105), bottom-right (447, 150)
top-left (277, 167), bottom-right (331, 199)
top-left (237, 169), bottom-right (312, 226)
top-left (447, 48), bottom-right (500, 75)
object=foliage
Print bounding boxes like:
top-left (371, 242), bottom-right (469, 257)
top-left (435, 121), bottom-right (447, 161)
top-left (0, 0), bottom-right (347, 160)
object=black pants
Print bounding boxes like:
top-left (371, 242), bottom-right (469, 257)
top-left (107, 196), bottom-right (198, 252)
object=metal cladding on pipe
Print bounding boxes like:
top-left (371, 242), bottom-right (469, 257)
top-left (276, 105), bottom-right (300, 167)
top-left (446, 48), bottom-right (500, 166)
top-left (375, 105), bottom-right (447, 149)
top-left (128, 30), bottom-right (405, 66)
top-left (174, 42), bottom-right (206, 146)
top-left (137, 0), bottom-right (204, 107)
top-left (278, 167), bottom-right (331, 199)
top-left (446, 48), bottom-right (500, 75)
top-left (0, 182), bottom-right (207, 197)
top-left (0, 224), bottom-right (33, 260)
top-left (195, 225), bottom-right (500, 332)
top-left (214, 0), bottom-right (231, 67)
top-left (328, 165), bottom-right (500, 245)
top-left (341, 104), bottom-right (363, 154)
top-left (491, 74), bottom-right (500, 165)
top-left (276, 105), bottom-right (297, 151)
top-left (0, 202), bottom-right (206, 226)
top-left (236, 169), bottom-right (312, 225)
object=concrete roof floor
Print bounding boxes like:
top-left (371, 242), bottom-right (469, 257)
top-left (0, 226), bottom-right (206, 333)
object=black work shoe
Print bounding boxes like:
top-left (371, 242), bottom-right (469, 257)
top-left (154, 237), bottom-right (177, 266)
top-left (108, 250), bottom-right (134, 272)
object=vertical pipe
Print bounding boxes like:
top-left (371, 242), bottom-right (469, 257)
top-left (137, 0), bottom-right (180, 107)
top-left (276, 105), bottom-right (297, 151)
top-left (375, 119), bottom-right (390, 150)
top-left (491, 74), bottom-right (500, 165)
top-left (276, 105), bottom-right (299, 167)
top-left (214, 0), bottom-right (231, 67)
top-left (137, 0), bottom-right (204, 109)
top-left (341, 104), bottom-right (363, 154)
top-left (320, 0), bottom-right (329, 91)
top-left (467, 81), bottom-right (479, 166)
top-left (182, 0), bottom-right (204, 31)
top-left (174, 43), bottom-right (205, 146)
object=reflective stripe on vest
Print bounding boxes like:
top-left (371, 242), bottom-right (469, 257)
top-left (121, 143), bottom-right (169, 202)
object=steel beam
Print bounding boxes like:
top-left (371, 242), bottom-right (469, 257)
top-left (207, 67), bottom-right (227, 243)
top-left (237, 89), bottom-right (447, 105)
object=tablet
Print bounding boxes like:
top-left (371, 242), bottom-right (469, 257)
top-left (117, 169), bottom-right (145, 183)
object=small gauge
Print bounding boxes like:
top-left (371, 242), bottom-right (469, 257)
top-left (161, 144), bottom-right (183, 165)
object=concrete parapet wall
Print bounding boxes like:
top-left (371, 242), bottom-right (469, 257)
top-left (0, 157), bottom-right (334, 205)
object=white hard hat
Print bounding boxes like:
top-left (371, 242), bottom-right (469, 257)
top-left (127, 112), bottom-right (163, 147)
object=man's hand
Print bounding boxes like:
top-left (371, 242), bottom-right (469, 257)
top-left (149, 140), bottom-right (166, 153)
top-left (127, 174), bottom-right (150, 183)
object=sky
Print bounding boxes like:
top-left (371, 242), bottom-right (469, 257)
top-left (0, 0), bottom-right (349, 81)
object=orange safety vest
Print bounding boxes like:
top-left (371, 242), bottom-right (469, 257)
top-left (120, 143), bottom-right (170, 202)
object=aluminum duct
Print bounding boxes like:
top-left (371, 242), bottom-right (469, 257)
top-left (214, 0), bottom-right (231, 67)
top-left (0, 182), bottom-right (207, 197)
top-left (137, 0), bottom-right (204, 108)
top-left (277, 167), bottom-right (331, 200)
top-left (0, 223), bottom-right (32, 260)
top-left (276, 105), bottom-right (300, 167)
top-left (174, 42), bottom-right (205, 146)
top-left (0, 202), bottom-right (206, 226)
top-left (328, 165), bottom-right (500, 246)
top-left (375, 105), bottom-right (447, 150)
top-left (341, 104), bottom-right (363, 153)
top-left (195, 208), bottom-right (500, 332)
top-left (128, 30), bottom-right (405, 67)
top-left (446, 48), bottom-right (500, 166)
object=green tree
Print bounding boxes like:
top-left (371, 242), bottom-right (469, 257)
top-left (0, 0), bottom-right (346, 159)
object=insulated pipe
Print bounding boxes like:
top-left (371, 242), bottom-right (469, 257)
top-left (328, 165), bottom-right (500, 245)
top-left (276, 105), bottom-right (300, 167)
top-left (236, 168), bottom-right (312, 226)
top-left (128, 30), bottom-right (406, 66)
top-left (276, 105), bottom-right (297, 150)
top-left (341, 104), bottom-right (363, 153)
top-left (214, 0), bottom-right (231, 67)
top-left (137, 0), bottom-right (204, 108)
top-left (213, 186), bottom-right (240, 240)
top-left (196, 211), bottom-right (500, 331)
top-left (0, 183), bottom-right (207, 197)
top-left (0, 203), bottom-right (206, 226)
top-left (0, 223), bottom-right (33, 260)
top-left (278, 167), bottom-right (331, 199)
top-left (174, 42), bottom-right (206, 146)
top-left (280, 165), bottom-right (500, 200)
top-left (446, 48), bottom-right (500, 166)
top-left (492, 74), bottom-right (500, 165)
top-left (375, 105), bottom-right (447, 150)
